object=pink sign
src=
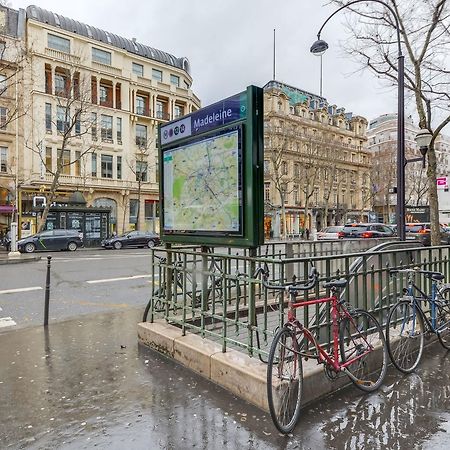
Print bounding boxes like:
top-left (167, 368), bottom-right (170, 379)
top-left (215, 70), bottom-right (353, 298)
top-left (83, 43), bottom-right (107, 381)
top-left (437, 177), bottom-right (448, 187)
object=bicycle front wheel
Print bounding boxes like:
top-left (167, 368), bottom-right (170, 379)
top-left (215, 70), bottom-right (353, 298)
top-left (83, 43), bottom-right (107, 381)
top-left (437, 288), bottom-right (450, 350)
top-left (267, 326), bottom-right (303, 434)
top-left (339, 309), bottom-right (387, 392)
top-left (386, 300), bottom-right (425, 372)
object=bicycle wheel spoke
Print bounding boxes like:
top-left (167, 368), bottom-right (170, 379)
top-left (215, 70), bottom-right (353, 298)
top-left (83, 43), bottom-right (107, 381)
top-left (436, 288), bottom-right (450, 349)
top-left (386, 301), bottom-right (424, 373)
top-left (267, 327), bottom-right (303, 434)
top-left (340, 309), bottom-right (387, 392)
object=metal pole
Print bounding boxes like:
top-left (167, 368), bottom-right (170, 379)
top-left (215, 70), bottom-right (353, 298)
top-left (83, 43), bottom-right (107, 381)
top-left (320, 54), bottom-right (323, 97)
top-left (44, 256), bottom-right (52, 327)
top-left (396, 55), bottom-right (406, 240)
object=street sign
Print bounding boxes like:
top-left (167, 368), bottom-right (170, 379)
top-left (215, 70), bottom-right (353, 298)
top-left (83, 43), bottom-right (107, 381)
top-left (159, 86), bottom-right (264, 248)
top-left (437, 177), bottom-right (448, 188)
top-left (388, 187), bottom-right (398, 194)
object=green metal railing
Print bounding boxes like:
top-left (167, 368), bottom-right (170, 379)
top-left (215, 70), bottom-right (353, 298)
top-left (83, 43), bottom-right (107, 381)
top-left (144, 242), bottom-right (450, 357)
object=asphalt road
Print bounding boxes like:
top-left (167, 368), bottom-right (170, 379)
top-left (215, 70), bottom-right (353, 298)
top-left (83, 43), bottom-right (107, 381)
top-left (0, 248), bottom-right (154, 331)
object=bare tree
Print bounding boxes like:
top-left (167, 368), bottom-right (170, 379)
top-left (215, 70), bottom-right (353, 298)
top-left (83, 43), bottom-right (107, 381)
top-left (126, 131), bottom-right (154, 231)
top-left (298, 137), bottom-right (321, 231)
top-left (27, 65), bottom-right (97, 232)
top-left (265, 135), bottom-right (298, 239)
top-left (331, 0), bottom-right (450, 244)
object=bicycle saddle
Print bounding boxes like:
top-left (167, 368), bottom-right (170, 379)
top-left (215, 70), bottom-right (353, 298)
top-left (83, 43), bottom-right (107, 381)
top-left (423, 271), bottom-right (445, 281)
top-left (323, 279), bottom-right (347, 289)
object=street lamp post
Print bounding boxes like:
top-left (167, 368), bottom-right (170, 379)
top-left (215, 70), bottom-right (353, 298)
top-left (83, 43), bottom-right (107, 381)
top-left (310, 0), bottom-right (407, 239)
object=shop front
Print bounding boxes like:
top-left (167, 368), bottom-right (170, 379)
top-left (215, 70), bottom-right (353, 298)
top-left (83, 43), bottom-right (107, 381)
top-left (34, 206), bottom-right (111, 247)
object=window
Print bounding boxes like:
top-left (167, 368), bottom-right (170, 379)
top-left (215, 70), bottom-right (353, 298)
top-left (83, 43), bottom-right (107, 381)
top-left (132, 62), bottom-right (144, 77)
top-left (0, 147), bottom-right (7, 172)
top-left (48, 34), bottom-right (70, 53)
top-left (91, 112), bottom-right (97, 140)
top-left (0, 107), bottom-right (7, 129)
top-left (62, 149), bottom-right (70, 175)
top-left (0, 74), bottom-right (6, 94)
top-left (54, 72), bottom-right (67, 96)
top-left (129, 199), bottom-right (139, 224)
top-left (136, 161), bottom-right (148, 182)
top-left (56, 106), bottom-right (68, 133)
top-left (99, 85), bottom-right (107, 103)
top-left (281, 161), bottom-right (288, 175)
top-left (136, 95), bottom-right (145, 115)
top-left (92, 47), bottom-right (111, 65)
top-left (101, 154), bottom-right (113, 178)
top-left (116, 117), bottom-right (122, 144)
top-left (174, 105), bottom-right (183, 118)
top-left (152, 69), bottom-right (162, 82)
top-left (45, 103), bottom-right (52, 132)
top-left (75, 151), bottom-right (81, 176)
top-left (45, 147), bottom-right (52, 173)
top-left (91, 153), bottom-right (97, 177)
top-left (136, 124), bottom-right (147, 147)
top-left (100, 114), bottom-right (113, 141)
top-left (75, 109), bottom-right (81, 135)
top-left (170, 74), bottom-right (180, 87)
top-left (264, 182), bottom-right (270, 202)
top-left (117, 155), bottom-right (122, 180)
top-left (156, 101), bottom-right (164, 119)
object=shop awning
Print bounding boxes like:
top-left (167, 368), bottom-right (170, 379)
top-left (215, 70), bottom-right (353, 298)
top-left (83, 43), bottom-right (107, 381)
top-left (0, 205), bottom-right (15, 214)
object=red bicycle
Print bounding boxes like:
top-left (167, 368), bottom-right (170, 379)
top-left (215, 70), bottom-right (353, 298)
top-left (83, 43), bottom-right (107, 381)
top-left (258, 265), bottom-right (388, 434)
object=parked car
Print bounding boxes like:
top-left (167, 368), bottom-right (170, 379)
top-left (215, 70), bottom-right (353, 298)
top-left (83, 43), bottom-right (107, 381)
top-left (341, 223), bottom-right (395, 239)
top-left (405, 223), bottom-right (450, 246)
top-left (101, 231), bottom-right (160, 250)
top-left (317, 226), bottom-right (344, 240)
top-left (17, 229), bottom-right (83, 253)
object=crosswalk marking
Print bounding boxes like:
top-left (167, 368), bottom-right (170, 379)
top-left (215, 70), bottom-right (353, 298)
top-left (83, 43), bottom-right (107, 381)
top-left (0, 286), bottom-right (43, 295)
top-left (86, 274), bottom-right (155, 284)
top-left (0, 317), bottom-right (16, 329)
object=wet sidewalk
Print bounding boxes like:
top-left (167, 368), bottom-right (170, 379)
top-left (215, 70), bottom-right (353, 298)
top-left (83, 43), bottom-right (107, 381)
top-left (1, 308), bottom-right (450, 449)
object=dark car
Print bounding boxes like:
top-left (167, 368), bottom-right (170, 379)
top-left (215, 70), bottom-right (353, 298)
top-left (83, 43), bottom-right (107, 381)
top-left (405, 223), bottom-right (450, 246)
top-left (341, 223), bottom-right (395, 239)
top-left (101, 231), bottom-right (160, 250)
top-left (17, 229), bottom-right (83, 253)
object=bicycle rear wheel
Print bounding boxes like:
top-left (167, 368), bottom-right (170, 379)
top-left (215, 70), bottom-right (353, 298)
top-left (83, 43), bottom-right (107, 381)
top-left (267, 326), bottom-right (303, 434)
top-left (339, 309), bottom-right (387, 392)
top-left (386, 300), bottom-right (425, 372)
top-left (437, 288), bottom-right (450, 350)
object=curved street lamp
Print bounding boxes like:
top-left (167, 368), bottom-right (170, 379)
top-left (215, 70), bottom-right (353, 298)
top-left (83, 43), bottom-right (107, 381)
top-left (310, 0), bottom-right (407, 240)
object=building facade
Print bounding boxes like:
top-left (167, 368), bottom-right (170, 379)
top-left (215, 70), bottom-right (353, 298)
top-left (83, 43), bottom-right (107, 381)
top-left (367, 113), bottom-right (450, 223)
top-left (1, 5), bottom-right (201, 239)
top-left (263, 81), bottom-right (371, 239)
top-left (0, 6), bottom-right (25, 237)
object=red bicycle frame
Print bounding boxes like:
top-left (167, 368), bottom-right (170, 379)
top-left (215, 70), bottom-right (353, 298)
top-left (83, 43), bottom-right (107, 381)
top-left (286, 290), bottom-right (373, 372)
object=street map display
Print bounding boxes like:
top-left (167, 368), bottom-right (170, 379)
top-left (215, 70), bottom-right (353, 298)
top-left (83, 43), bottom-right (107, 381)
top-left (163, 128), bottom-right (241, 233)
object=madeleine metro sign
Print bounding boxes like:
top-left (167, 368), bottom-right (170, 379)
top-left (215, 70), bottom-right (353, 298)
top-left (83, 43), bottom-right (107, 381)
top-left (159, 85), bottom-right (264, 248)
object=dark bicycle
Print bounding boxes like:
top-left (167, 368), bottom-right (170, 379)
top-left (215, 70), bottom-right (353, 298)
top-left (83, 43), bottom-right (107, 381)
top-left (386, 268), bottom-right (450, 373)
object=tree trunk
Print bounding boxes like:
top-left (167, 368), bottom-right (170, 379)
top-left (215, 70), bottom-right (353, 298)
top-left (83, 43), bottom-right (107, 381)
top-left (136, 180), bottom-right (141, 231)
top-left (37, 171), bottom-right (60, 233)
top-left (427, 146), bottom-right (440, 245)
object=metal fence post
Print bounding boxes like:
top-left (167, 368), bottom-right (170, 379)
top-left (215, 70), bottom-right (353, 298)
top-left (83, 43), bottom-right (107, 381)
top-left (44, 256), bottom-right (52, 327)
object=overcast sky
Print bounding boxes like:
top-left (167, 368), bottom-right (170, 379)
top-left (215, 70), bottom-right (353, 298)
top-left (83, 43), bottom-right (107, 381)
top-left (11, 0), bottom-right (407, 122)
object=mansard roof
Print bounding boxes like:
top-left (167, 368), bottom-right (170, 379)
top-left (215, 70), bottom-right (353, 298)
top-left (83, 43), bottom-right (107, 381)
top-left (26, 5), bottom-right (191, 74)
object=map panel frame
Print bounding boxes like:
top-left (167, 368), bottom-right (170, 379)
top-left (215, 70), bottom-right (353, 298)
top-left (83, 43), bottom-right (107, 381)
top-left (163, 125), bottom-right (243, 236)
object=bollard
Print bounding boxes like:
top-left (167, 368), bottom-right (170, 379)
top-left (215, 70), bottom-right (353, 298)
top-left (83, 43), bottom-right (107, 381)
top-left (44, 256), bottom-right (52, 327)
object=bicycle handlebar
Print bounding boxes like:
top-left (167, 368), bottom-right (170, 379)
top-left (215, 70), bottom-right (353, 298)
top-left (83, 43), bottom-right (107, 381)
top-left (252, 264), bottom-right (319, 292)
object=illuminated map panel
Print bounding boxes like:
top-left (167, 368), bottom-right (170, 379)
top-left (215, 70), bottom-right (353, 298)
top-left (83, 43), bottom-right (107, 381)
top-left (163, 127), bottom-right (242, 234)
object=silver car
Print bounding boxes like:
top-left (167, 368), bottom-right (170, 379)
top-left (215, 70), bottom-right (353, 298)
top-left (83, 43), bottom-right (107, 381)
top-left (317, 226), bottom-right (344, 240)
